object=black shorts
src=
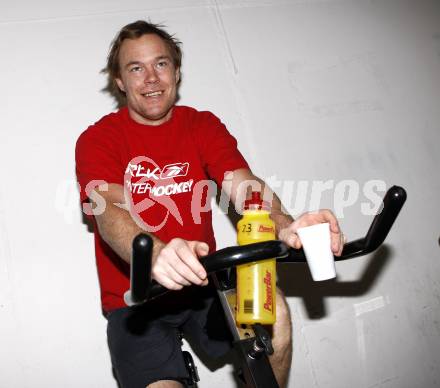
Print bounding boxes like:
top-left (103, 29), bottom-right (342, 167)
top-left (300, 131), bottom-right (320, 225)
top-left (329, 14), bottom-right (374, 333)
top-left (106, 285), bottom-right (233, 388)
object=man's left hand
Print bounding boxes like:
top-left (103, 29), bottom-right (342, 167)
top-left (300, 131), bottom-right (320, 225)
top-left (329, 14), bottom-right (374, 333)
top-left (278, 209), bottom-right (345, 256)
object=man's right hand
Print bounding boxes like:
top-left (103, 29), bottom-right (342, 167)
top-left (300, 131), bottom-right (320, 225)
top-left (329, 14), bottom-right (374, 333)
top-left (152, 238), bottom-right (209, 290)
top-left (90, 184), bottom-right (209, 290)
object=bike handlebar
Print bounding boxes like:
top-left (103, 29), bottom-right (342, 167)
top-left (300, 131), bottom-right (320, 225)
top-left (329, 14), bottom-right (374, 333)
top-left (124, 185), bottom-right (406, 306)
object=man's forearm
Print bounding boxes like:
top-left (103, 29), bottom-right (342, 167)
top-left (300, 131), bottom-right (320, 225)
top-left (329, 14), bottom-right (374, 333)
top-left (89, 185), bottom-right (209, 290)
top-left (268, 192), bottom-right (294, 237)
top-left (258, 177), bottom-right (294, 236)
top-left (224, 169), bottom-right (294, 237)
top-left (90, 186), bottom-right (164, 264)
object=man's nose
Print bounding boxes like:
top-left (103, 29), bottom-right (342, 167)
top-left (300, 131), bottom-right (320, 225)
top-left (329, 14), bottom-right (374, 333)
top-left (144, 66), bottom-right (159, 83)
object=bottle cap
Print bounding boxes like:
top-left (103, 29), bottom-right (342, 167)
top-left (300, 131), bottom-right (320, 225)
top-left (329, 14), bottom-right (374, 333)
top-left (244, 191), bottom-right (270, 211)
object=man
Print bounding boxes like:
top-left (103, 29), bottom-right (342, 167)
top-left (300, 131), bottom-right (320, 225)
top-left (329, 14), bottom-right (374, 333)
top-left (76, 20), bottom-right (344, 388)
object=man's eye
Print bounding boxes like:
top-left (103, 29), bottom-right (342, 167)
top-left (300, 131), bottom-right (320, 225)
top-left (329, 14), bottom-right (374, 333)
top-left (156, 61), bottom-right (168, 68)
top-left (129, 66), bottom-right (142, 72)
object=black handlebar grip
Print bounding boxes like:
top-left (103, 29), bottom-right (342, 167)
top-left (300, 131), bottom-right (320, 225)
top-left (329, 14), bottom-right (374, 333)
top-left (124, 233), bottom-right (153, 305)
top-left (364, 185), bottom-right (407, 251)
top-left (340, 185), bottom-right (407, 259)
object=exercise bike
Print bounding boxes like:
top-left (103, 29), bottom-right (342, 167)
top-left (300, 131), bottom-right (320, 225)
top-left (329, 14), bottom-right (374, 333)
top-left (124, 185), bottom-right (406, 387)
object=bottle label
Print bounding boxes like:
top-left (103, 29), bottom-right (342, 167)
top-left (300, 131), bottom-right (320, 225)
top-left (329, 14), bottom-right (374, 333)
top-left (263, 270), bottom-right (274, 313)
top-left (258, 224), bottom-right (275, 233)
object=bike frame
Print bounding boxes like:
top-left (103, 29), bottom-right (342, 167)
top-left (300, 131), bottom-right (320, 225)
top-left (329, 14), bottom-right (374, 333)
top-left (124, 185), bottom-right (406, 387)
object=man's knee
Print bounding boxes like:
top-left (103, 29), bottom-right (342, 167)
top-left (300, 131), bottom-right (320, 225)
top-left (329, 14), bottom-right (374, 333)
top-left (275, 288), bottom-right (292, 328)
top-left (269, 289), bottom-right (293, 388)
top-left (273, 288), bottom-right (292, 348)
top-left (147, 380), bottom-right (184, 388)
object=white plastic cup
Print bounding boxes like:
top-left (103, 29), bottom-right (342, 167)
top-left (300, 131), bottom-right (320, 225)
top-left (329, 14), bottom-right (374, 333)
top-left (297, 222), bottom-right (336, 281)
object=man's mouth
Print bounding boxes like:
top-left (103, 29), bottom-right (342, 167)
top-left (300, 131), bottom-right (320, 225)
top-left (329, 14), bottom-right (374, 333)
top-left (143, 91), bottom-right (163, 97)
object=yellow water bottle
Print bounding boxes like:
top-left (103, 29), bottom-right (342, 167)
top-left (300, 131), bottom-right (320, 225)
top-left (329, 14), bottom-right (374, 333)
top-left (236, 191), bottom-right (277, 325)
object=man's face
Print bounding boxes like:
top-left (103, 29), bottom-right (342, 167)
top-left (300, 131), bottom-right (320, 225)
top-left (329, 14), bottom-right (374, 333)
top-left (116, 34), bottom-right (180, 126)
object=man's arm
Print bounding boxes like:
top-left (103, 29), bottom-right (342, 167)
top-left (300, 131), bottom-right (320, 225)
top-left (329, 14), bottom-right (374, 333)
top-left (90, 183), bottom-right (209, 290)
top-left (223, 168), bottom-right (344, 256)
top-left (90, 184), bottom-right (161, 263)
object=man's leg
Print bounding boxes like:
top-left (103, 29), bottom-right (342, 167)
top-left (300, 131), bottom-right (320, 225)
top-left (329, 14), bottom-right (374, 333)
top-left (269, 288), bottom-right (293, 388)
top-left (107, 304), bottom-right (192, 388)
top-left (148, 380), bottom-right (184, 387)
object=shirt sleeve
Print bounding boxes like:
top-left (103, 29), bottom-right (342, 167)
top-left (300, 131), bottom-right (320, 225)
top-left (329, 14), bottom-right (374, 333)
top-left (75, 125), bottom-right (123, 203)
top-left (195, 111), bottom-right (249, 186)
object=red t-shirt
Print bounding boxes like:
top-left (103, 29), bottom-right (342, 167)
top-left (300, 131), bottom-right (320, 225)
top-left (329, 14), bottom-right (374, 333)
top-left (75, 105), bottom-right (249, 312)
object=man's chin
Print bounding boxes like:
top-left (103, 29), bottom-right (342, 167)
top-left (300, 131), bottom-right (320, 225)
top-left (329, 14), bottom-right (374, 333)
top-left (130, 106), bottom-right (173, 125)
top-left (144, 109), bottom-right (171, 122)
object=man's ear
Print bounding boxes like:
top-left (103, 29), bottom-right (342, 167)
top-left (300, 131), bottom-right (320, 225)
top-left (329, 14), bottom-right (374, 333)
top-left (175, 68), bottom-right (181, 84)
top-left (115, 78), bottom-right (126, 93)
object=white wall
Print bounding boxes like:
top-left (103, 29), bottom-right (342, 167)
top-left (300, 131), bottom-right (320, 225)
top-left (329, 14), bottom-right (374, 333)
top-left (1, 0), bottom-right (439, 387)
